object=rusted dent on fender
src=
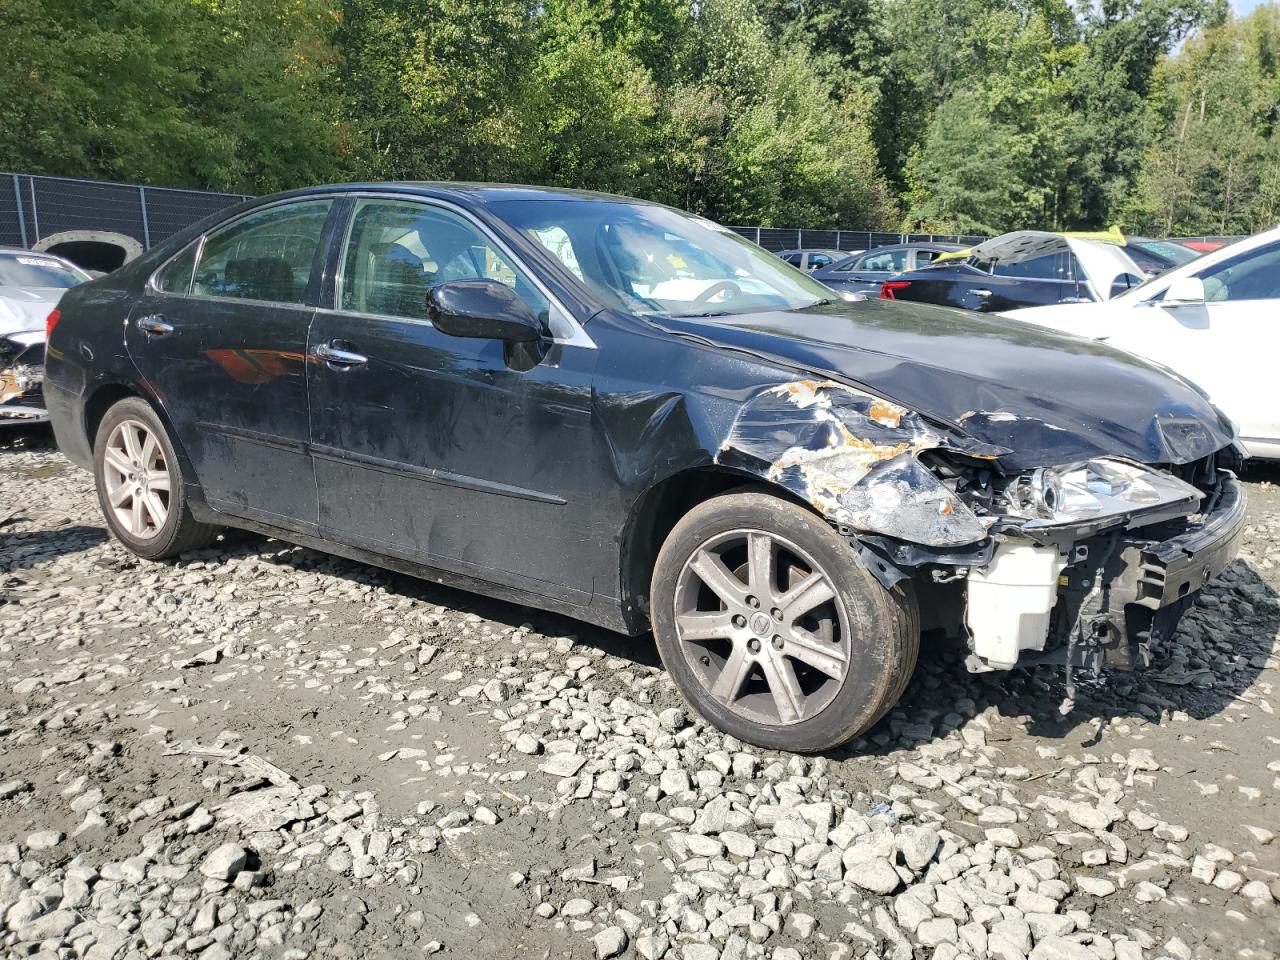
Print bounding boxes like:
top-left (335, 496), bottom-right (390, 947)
top-left (715, 379), bottom-right (1002, 548)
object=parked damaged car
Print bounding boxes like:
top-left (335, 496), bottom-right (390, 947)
top-left (0, 247), bottom-right (92, 424)
top-left (46, 184), bottom-right (1246, 752)
top-left (882, 231), bottom-right (1147, 312)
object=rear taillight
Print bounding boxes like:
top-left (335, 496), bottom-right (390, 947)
top-left (880, 281), bottom-right (912, 300)
top-left (46, 308), bottom-right (61, 340)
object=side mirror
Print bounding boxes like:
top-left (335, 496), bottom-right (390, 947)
top-left (428, 279), bottom-right (542, 342)
top-left (1164, 276), bottom-right (1206, 305)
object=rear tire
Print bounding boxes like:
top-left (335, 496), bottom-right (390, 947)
top-left (650, 491), bottom-right (918, 753)
top-left (93, 397), bottom-right (219, 560)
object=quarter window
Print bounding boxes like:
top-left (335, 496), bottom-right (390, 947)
top-left (192, 200), bottom-right (333, 305)
top-left (154, 241), bottom-right (199, 294)
top-left (338, 200), bottom-right (548, 323)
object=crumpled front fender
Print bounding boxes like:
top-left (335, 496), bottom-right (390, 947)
top-left (714, 379), bottom-right (1005, 548)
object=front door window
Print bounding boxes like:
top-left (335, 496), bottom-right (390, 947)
top-left (338, 200), bottom-right (549, 324)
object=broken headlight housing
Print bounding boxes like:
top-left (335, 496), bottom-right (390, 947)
top-left (996, 458), bottom-right (1202, 528)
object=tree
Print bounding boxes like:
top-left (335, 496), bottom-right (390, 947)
top-left (655, 0), bottom-right (895, 227)
top-left (901, 93), bottom-right (1025, 234)
top-left (1125, 4), bottom-right (1280, 234)
top-left (334, 0), bottom-right (544, 182)
top-left (1061, 0), bottom-right (1226, 226)
top-left (0, 0), bottom-right (343, 193)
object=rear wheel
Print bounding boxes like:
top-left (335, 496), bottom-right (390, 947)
top-left (650, 491), bottom-right (918, 752)
top-left (93, 397), bottom-right (219, 559)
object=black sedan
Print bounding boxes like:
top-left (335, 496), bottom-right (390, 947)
top-left (881, 231), bottom-right (1147, 312)
top-left (811, 242), bottom-right (962, 295)
top-left (46, 184), bottom-right (1244, 752)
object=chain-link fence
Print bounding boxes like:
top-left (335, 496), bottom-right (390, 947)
top-left (2, 172), bottom-right (985, 257)
top-left (728, 226), bottom-right (986, 253)
top-left (0, 172), bottom-right (250, 252)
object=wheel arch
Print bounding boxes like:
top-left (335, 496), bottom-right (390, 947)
top-left (84, 381), bottom-right (200, 486)
top-left (617, 464), bottom-right (821, 633)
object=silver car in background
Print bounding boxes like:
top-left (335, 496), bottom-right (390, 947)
top-left (0, 248), bottom-right (91, 424)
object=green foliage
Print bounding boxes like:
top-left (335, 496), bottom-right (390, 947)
top-left (0, 0), bottom-right (343, 193)
top-left (2, 0), bottom-right (1277, 234)
top-left (1125, 4), bottom-right (1280, 234)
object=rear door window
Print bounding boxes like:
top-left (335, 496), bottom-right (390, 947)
top-left (857, 249), bottom-right (907, 272)
top-left (192, 200), bottom-right (334, 305)
top-left (992, 251), bottom-right (1073, 281)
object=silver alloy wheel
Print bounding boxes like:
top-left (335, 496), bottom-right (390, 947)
top-left (672, 528), bottom-right (851, 726)
top-left (102, 419), bottom-right (171, 540)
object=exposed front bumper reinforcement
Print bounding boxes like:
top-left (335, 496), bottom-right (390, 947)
top-left (0, 332), bottom-right (47, 426)
top-left (965, 472), bottom-right (1246, 677)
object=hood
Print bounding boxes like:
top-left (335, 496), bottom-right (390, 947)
top-left (0, 288), bottom-right (61, 337)
top-left (659, 298), bottom-right (1236, 471)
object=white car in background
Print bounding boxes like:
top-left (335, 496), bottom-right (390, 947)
top-left (0, 248), bottom-right (92, 424)
top-left (1005, 226), bottom-right (1280, 459)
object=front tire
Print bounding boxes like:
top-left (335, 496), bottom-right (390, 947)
top-left (93, 397), bottom-right (219, 560)
top-left (651, 491), bottom-right (919, 753)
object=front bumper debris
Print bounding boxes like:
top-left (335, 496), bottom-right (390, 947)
top-left (965, 472), bottom-right (1245, 674)
top-left (0, 333), bottom-right (47, 425)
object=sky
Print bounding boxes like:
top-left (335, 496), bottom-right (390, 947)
top-left (1233, 0), bottom-right (1265, 13)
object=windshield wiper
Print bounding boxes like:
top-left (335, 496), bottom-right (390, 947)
top-left (671, 309), bottom-right (733, 318)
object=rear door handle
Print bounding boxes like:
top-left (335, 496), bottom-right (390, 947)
top-left (315, 341), bottom-right (368, 367)
top-left (972, 289), bottom-right (993, 297)
top-left (135, 315), bottom-right (174, 337)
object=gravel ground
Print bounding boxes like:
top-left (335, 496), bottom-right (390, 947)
top-left (1, 426), bottom-right (1277, 960)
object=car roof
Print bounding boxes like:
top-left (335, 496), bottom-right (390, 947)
top-left (867, 242), bottom-right (963, 252)
top-left (264, 182), bottom-right (656, 207)
top-left (776, 248), bottom-right (845, 256)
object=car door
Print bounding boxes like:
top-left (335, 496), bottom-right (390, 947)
top-left (307, 196), bottom-right (601, 605)
top-left (1114, 239), bottom-right (1280, 450)
top-left (900, 261), bottom-right (1009, 310)
top-left (984, 251), bottom-right (1090, 312)
top-left (125, 198), bottom-right (337, 531)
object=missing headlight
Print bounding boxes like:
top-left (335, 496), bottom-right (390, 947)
top-left (1007, 467), bottom-right (1063, 518)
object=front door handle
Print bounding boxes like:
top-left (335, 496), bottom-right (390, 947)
top-left (315, 341), bottom-right (368, 367)
top-left (972, 289), bottom-right (993, 298)
top-left (135, 314), bottom-right (174, 337)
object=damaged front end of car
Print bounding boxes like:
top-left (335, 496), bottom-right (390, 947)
top-left (0, 331), bottom-right (48, 425)
top-left (716, 379), bottom-right (1246, 710)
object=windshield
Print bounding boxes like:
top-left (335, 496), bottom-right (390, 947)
top-left (487, 199), bottom-right (836, 318)
top-left (1130, 240), bottom-right (1202, 267)
top-left (0, 253), bottom-right (89, 289)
